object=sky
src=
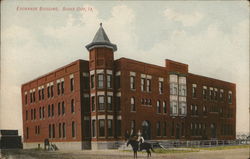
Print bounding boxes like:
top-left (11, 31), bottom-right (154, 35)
top-left (0, 1), bottom-right (249, 136)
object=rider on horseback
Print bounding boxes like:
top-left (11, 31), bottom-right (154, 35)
top-left (137, 130), bottom-right (144, 151)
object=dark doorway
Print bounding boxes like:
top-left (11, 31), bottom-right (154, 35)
top-left (142, 120), bottom-right (151, 140)
top-left (176, 124), bottom-right (180, 139)
top-left (210, 123), bottom-right (216, 139)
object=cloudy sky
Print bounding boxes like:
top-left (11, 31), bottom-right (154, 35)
top-left (1, 1), bottom-right (249, 135)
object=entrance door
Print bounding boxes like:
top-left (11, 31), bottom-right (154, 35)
top-left (211, 123), bottom-right (216, 139)
top-left (142, 120), bottom-right (151, 140)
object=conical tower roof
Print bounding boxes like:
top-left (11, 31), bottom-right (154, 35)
top-left (86, 23), bottom-right (117, 51)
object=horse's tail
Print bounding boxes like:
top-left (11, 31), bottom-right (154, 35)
top-left (151, 145), bottom-right (154, 152)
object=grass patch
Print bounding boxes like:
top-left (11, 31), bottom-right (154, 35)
top-left (153, 148), bottom-right (199, 154)
top-left (123, 148), bottom-right (199, 154)
top-left (193, 144), bottom-right (250, 151)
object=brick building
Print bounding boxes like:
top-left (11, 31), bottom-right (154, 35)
top-left (21, 24), bottom-right (236, 150)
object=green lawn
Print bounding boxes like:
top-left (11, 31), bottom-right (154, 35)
top-left (194, 144), bottom-right (250, 151)
top-left (123, 144), bottom-right (250, 154)
top-left (123, 148), bottom-right (199, 154)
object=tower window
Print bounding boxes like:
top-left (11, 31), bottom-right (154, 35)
top-left (98, 96), bottom-right (105, 111)
top-left (107, 75), bottom-right (112, 89)
top-left (97, 74), bottom-right (104, 88)
top-left (107, 96), bottom-right (112, 111)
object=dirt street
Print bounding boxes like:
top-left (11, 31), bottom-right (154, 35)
top-left (1, 148), bottom-right (249, 159)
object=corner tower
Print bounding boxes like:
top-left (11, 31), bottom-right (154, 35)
top-left (85, 23), bottom-right (117, 149)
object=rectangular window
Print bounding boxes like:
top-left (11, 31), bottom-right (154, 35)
top-left (91, 75), bottom-right (95, 89)
top-left (52, 124), bottom-right (55, 138)
top-left (72, 121), bottom-right (76, 138)
top-left (30, 92), bottom-right (32, 103)
top-left (92, 120), bottom-right (96, 137)
top-left (47, 86), bottom-right (50, 98)
top-left (179, 102), bottom-right (186, 115)
top-left (97, 74), bottom-right (104, 88)
top-left (39, 107), bottom-right (41, 119)
top-left (34, 109), bottom-right (36, 120)
top-left (48, 105), bottom-right (51, 117)
top-left (219, 90), bottom-right (224, 101)
top-left (131, 97), bottom-right (135, 111)
top-left (130, 76), bottom-right (135, 90)
top-left (157, 122), bottom-right (161, 136)
top-left (170, 101), bottom-right (178, 115)
top-left (209, 88), bottom-right (213, 100)
top-left (192, 84), bottom-right (197, 97)
top-left (42, 88), bottom-right (44, 100)
top-left (42, 107), bottom-right (45, 118)
top-left (170, 83), bottom-right (178, 95)
top-left (26, 110), bottom-right (28, 120)
top-left (146, 79), bottom-right (151, 92)
top-left (25, 94), bottom-right (28, 104)
top-left (33, 92), bottom-right (36, 102)
top-left (59, 123), bottom-right (62, 138)
top-left (157, 100), bottom-right (161, 113)
top-left (163, 101), bottom-right (167, 114)
top-left (51, 104), bottom-right (54, 117)
top-left (31, 109), bottom-right (33, 120)
top-left (58, 102), bottom-right (61, 115)
top-left (107, 96), bottom-right (112, 111)
top-left (141, 78), bottom-right (145, 91)
top-left (62, 101), bottom-right (65, 115)
top-left (179, 85), bottom-right (186, 96)
top-left (57, 83), bottom-right (60, 95)
top-left (203, 87), bottom-right (207, 99)
top-left (107, 75), bottom-right (112, 89)
top-left (98, 96), bottom-right (105, 111)
top-left (228, 91), bottom-right (232, 104)
top-left (71, 99), bottom-right (75, 113)
top-left (159, 81), bottom-right (163, 94)
top-left (50, 85), bottom-right (54, 97)
top-left (61, 81), bottom-right (64, 94)
top-left (116, 97), bottom-right (121, 111)
top-left (91, 96), bottom-right (95, 111)
top-left (99, 119), bottom-right (105, 137)
top-left (117, 120), bottom-right (121, 136)
top-left (214, 88), bottom-right (218, 100)
top-left (49, 124), bottom-right (51, 138)
top-left (70, 78), bottom-right (74, 92)
top-left (108, 120), bottom-right (113, 137)
top-left (38, 90), bottom-right (41, 100)
top-left (62, 123), bottom-right (66, 138)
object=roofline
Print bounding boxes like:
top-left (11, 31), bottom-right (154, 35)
top-left (21, 59), bottom-right (89, 87)
top-left (188, 73), bottom-right (236, 86)
top-left (116, 57), bottom-right (166, 70)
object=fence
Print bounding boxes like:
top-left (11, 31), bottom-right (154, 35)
top-left (148, 139), bottom-right (250, 149)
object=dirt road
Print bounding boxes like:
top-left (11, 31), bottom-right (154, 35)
top-left (1, 148), bottom-right (249, 159)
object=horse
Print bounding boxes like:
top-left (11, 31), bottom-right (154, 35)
top-left (127, 139), bottom-right (154, 159)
